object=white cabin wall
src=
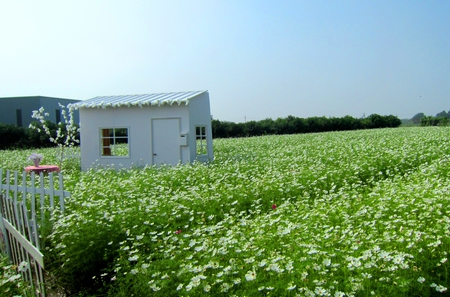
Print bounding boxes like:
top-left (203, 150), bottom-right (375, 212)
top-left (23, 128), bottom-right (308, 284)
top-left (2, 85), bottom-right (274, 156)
top-left (79, 104), bottom-right (189, 170)
top-left (187, 93), bottom-right (214, 162)
top-left (79, 108), bottom-right (106, 169)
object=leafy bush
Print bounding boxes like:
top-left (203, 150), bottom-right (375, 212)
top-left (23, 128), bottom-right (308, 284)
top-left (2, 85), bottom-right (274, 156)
top-left (0, 121), bottom-right (80, 150)
top-left (0, 124), bottom-right (29, 150)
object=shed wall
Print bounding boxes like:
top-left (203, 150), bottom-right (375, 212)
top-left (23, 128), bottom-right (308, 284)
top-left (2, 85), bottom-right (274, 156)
top-left (79, 104), bottom-right (190, 169)
top-left (187, 92), bottom-right (214, 162)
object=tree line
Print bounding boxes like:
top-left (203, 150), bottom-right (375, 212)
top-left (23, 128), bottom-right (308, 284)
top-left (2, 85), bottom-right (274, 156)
top-left (0, 121), bottom-right (80, 150)
top-left (212, 114), bottom-right (401, 138)
top-left (411, 110), bottom-right (450, 126)
top-left (0, 113), bottom-right (402, 150)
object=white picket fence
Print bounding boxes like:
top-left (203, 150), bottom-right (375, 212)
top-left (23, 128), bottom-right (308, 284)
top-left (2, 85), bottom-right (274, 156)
top-left (0, 168), bottom-right (70, 297)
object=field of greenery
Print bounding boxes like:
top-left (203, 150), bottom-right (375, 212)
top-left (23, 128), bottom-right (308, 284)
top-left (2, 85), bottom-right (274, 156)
top-left (1, 127), bottom-right (449, 296)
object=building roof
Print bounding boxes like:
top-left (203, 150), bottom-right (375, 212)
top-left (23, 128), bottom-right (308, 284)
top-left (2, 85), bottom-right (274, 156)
top-left (72, 90), bottom-right (207, 109)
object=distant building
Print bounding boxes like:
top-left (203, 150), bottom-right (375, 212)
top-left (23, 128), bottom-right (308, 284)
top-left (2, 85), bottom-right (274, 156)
top-left (0, 96), bottom-right (81, 127)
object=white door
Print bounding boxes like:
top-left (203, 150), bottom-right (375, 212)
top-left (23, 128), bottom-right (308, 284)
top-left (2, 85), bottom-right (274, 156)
top-left (152, 118), bottom-right (180, 166)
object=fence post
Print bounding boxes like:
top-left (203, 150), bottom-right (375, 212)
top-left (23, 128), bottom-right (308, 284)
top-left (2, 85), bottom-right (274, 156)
top-left (0, 167), bottom-right (70, 297)
top-left (0, 168), bottom-right (12, 258)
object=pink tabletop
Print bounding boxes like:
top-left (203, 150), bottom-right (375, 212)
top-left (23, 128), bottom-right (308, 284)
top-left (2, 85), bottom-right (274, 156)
top-left (25, 165), bottom-right (60, 174)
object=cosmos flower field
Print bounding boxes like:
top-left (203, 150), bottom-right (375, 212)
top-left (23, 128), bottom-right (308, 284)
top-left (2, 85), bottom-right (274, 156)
top-left (1, 127), bottom-right (449, 296)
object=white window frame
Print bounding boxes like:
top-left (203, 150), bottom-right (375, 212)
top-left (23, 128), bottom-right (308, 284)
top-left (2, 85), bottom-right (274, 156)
top-left (195, 126), bottom-right (208, 156)
top-left (99, 127), bottom-right (130, 158)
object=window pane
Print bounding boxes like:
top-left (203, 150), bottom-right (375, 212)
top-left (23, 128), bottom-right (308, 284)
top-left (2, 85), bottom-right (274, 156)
top-left (113, 143), bottom-right (129, 156)
top-left (101, 129), bottom-right (112, 156)
top-left (115, 128), bottom-right (128, 137)
top-left (56, 109), bottom-right (61, 123)
top-left (16, 109), bottom-right (22, 127)
top-left (102, 128), bottom-right (112, 137)
top-left (101, 128), bottom-right (129, 157)
top-left (115, 137), bottom-right (128, 144)
top-left (196, 139), bottom-right (206, 155)
top-left (195, 126), bottom-right (207, 156)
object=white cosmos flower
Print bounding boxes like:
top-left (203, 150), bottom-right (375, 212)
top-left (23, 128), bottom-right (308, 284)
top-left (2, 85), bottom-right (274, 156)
top-left (315, 286), bottom-right (328, 296)
top-left (245, 270), bottom-right (256, 281)
top-left (435, 285), bottom-right (447, 292)
top-left (323, 258), bottom-right (331, 267)
top-left (191, 275), bottom-right (202, 287)
top-left (18, 261), bottom-right (29, 272)
top-left (287, 282), bottom-right (296, 290)
top-left (379, 251), bottom-right (391, 261)
top-left (128, 255), bottom-right (139, 262)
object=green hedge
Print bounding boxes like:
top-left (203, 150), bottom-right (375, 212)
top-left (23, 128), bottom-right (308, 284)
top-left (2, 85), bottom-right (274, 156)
top-left (212, 114), bottom-right (402, 138)
top-left (0, 121), bottom-right (79, 150)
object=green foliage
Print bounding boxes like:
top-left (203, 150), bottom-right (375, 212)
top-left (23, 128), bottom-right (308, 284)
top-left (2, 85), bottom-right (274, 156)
top-left (30, 105), bottom-right (80, 148)
top-left (0, 254), bottom-right (32, 297)
top-left (1, 104), bottom-right (80, 150)
top-left (212, 114), bottom-right (401, 138)
top-left (45, 210), bottom-right (125, 295)
top-left (0, 121), bottom-right (80, 150)
top-left (435, 110), bottom-right (450, 119)
top-left (412, 112), bottom-right (425, 124)
top-left (28, 120), bottom-right (61, 148)
top-left (1, 127), bottom-right (450, 296)
top-left (0, 123), bottom-right (29, 150)
top-left (421, 116), bottom-right (449, 126)
top-left (409, 110), bottom-right (449, 126)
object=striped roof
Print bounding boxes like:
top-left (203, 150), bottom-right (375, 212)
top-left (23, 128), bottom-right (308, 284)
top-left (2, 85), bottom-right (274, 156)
top-left (72, 90), bottom-right (207, 109)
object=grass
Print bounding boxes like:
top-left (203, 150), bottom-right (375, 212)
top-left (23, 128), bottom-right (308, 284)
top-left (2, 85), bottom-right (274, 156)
top-left (0, 126), bottom-right (449, 296)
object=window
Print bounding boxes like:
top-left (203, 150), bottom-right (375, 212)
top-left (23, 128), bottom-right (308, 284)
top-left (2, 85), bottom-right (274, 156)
top-left (56, 109), bottom-right (61, 123)
top-left (195, 126), bottom-right (208, 156)
top-left (16, 109), bottom-right (22, 127)
top-left (100, 128), bottom-right (129, 157)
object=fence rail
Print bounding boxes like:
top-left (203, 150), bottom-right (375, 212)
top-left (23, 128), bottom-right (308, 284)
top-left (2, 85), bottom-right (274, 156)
top-left (0, 168), bottom-right (70, 297)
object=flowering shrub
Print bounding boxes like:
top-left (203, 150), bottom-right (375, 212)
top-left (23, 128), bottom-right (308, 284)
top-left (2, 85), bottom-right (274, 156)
top-left (29, 104), bottom-right (80, 170)
top-left (30, 105), bottom-right (79, 148)
top-left (1, 127), bottom-right (450, 296)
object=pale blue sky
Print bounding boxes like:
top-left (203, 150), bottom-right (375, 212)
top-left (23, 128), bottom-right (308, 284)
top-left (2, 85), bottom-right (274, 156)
top-left (1, 1), bottom-right (449, 122)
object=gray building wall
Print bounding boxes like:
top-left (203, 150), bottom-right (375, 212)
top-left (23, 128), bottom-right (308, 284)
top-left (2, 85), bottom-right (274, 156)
top-left (0, 96), bottom-right (81, 127)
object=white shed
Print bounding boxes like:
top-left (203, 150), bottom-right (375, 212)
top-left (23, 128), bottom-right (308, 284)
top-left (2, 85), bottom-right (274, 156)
top-left (73, 90), bottom-right (214, 170)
